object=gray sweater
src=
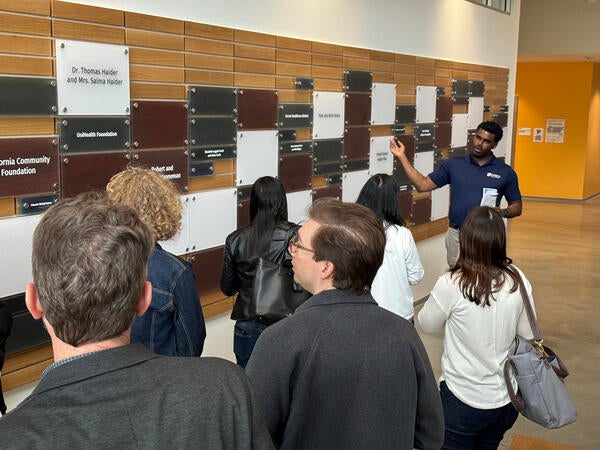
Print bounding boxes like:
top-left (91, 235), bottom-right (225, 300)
top-left (246, 289), bottom-right (444, 450)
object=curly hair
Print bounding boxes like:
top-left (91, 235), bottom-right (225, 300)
top-left (106, 167), bottom-right (182, 242)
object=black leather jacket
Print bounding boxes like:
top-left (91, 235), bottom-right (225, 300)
top-left (221, 221), bottom-right (297, 321)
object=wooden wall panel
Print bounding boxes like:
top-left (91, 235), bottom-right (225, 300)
top-left (186, 53), bottom-right (233, 71)
top-left (276, 36), bottom-right (311, 52)
top-left (186, 69), bottom-right (234, 86)
top-left (52, 1), bottom-right (123, 25)
top-left (125, 12), bottom-right (183, 33)
top-left (0, 0), bottom-right (50, 15)
top-left (0, 11), bottom-right (51, 35)
top-left (53, 20), bottom-right (124, 44)
top-left (235, 43), bottom-right (275, 60)
top-left (0, 35), bottom-right (52, 56)
top-left (185, 22), bottom-right (233, 41)
top-left (129, 47), bottom-right (184, 66)
top-left (234, 29), bottom-right (275, 47)
top-left (0, 118), bottom-right (54, 136)
top-left (129, 65), bottom-right (185, 83)
top-left (126, 29), bottom-right (184, 50)
top-left (0, 54), bottom-right (53, 75)
top-left (131, 82), bottom-right (186, 100)
top-left (0, 198), bottom-right (14, 217)
top-left (185, 37), bottom-right (233, 56)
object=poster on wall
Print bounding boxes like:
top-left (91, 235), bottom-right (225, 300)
top-left (55, 39), bottom-right (130, 116)
top-left (533, 128), bottom-right (544, 143)
top-left (546, 119), bottom-right (565, 143)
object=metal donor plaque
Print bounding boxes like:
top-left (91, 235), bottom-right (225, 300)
top-left (396, 105), bottom-right (416, 125)
top-left (280, 141), bottom-right (312, 154)
top-left (132, 101), bottom-right (188, 149)
top-left (55, 40), bottom-right (130, 116)
top-left (279, 153), bottom-right (313, 193)
top-left (61, 151), bottom-right (129, 198)
top-left (237, 89), bottom-right (278, 130)
top-left (60, 116), bottom-right (130, 153)
top-left (0, 137), bottom-right (59, 198)
top-left (436, 96), bottom-right (453, 123)
top-left (469, 80), bottom-right (485, 97)
top-left (278, 103), bottom-right (313, 129)
top-left (188, 85), bottom-right (237, 116)
top-left (0, 76), bottom-right (57, 116)
top-left (190, 145), bottom-right (235, 161)
top-left (189, 247), bottom-right (225, 296)
top-left (313, 139), bottom-right (344, 164)
top-left (344, 127), bottom-right (370, 161)
top-left (18, 194), bottom-right (60, 215)
top-left (414, 124), bottom-right (436, 151)
top-left (452, 79), bottom-right (470, 98)
top-left (344, 70), bottom-right (372, 93)
top-left (189, 161), bottom-right (214, 178)
top-left (435, 123), bottom-right (452, 149)
top-left (133, 149), bottom-right (189, 192)
top-left (189, 117), bottom-right (237, 147)
top-left (345, 93), bottom-right (371, 127)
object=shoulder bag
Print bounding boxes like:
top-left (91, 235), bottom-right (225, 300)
top-left (503, 272), bottom-right (577, 428)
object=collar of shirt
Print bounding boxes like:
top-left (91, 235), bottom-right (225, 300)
top-left (41, 350), bottom-right (104, 379)
top-left (467, 152), bottom-right (496, 167)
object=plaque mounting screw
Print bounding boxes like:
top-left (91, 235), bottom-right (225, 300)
top-left (125, 141), bottom-right (130, 148)
top-left (133, 141), bottom-right (139, 148)
top-left (63, 157), bottom-right (69, 164)
top-left (133, 102), bottom-right (138, 109)
top-left (52, 138), bottom-right (57, 145)
top-left (60, 43), bottom-right (65, 49)
top-left (125, 119), bottom-right (130, 125)
top-left (239, 90), bottom-right (244, 95)
top-left (191, 152), bottom-right (196, 158)
top-left (125, 153), bottom-right (131, 160)
top-left (125, 106), bottom-right (130, 113)
top-left (191, 139), bottom-right (196, 145)
top-left (184, 150), bottom-right (188, 156)
top-left (51, 105), bottom-right (57, 113)
top-left (124, 49), bottom-right (128, 55)
top-left (23, 203), bottom-right (30, 209)
top-left (62, 120), bottom-right (68, 126)
top-left (191, 87), bottom-right (196, 93)
top-left (62, 107), bottom-right (68, 113)
top-left (191, 119), bottom-right (196, 125)
top-left (63, 144), bottom-right (69, 151)
top-left (191, 108), bottom-right (196, 113)
top-left (184, 186), bottom-right (189, 192)
top-left (134, 154), bottom-right (139, 160)
top-left (50, 80), bottom-right (56, 88)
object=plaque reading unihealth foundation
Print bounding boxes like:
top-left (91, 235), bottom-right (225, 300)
top-left (132, 101), bottom-right (188, 149)
top-left (312, 92), bottom-right (345, 139)
top-left (61, 151), bottom-right (129, 197)
top-left (133, 149), bottom-right (189, 192)
top-left (188, 86), bottom-right (236, 116)
top-left (55, 40), bottom-right (130, 115)
top-left (0, 76), bottom-right (57, 116)
top-left (60, 117), bottom-right (130, 153)
top-left (345, 93), bottom-right (371, 127)
top-left (344, 70), bottom-right (372, 93)
top-left (344, 127), bottom-right (370, 161)
top-left (237, 89), bottom-right (278, 130)
top-left (189, 117), bottom-right (237, 147)
top-left (0, 137), bottom-right (59, 198)
top-left (278, 104), bottom-right (313, 129)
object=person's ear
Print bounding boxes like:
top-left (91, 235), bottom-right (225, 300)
top-left (25, 283), bottom-right (44, 320)
top-left (135, 281), bottom-right (152, 317)
top-left (320, 260), bottom-right (335, 280)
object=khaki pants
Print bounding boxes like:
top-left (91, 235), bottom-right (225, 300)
top-left (445, 227), bottom-right (459, 268)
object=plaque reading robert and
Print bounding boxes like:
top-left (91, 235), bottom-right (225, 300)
top-left (55, 40), bottom-right (130, 116)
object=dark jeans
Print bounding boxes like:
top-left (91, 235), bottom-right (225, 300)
top-left (440, 381), bottom-right (518, 450)
top-left (234, 320), bottom-right (268, 369)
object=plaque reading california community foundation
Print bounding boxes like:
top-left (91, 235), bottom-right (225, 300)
top-left (0, 137), bottom-right (59, 198)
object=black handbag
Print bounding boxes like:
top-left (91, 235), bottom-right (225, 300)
top-left (250, 257), bottom-right (311, 320)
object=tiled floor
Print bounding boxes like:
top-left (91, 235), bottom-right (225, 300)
top-left (416, 196), bottom-right (600, 450)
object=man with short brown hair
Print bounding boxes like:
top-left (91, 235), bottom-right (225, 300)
top-left (246, 198), bottom-right (443, 450)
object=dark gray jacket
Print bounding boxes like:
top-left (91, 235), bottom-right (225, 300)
top-left (0, 344), bottom-right (273, 449)
top-left (246, 289), bottom-right (444, 450)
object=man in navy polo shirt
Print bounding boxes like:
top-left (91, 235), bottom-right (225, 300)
top-left (391, 121), bottom-right (522, 267)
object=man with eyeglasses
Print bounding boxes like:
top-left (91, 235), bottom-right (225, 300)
top-left (246, 198), bottom-right (443, 450)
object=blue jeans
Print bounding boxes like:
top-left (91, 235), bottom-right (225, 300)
top-left (440, 381), bottom-right (518, 450)
top-left (234, 320), bottom-right (268, 369)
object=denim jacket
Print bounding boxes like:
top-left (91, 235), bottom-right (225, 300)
top-left (131, 244), bottom-right (206, 357)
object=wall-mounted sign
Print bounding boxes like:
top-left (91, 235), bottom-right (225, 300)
top-left (18, 194), bottom-right (60, 215)
top-left (533, 128), bottom-right (544, 143)
top-left (0, 76), bottom-right (57, 116)
top-left (278, 103), bottom-right (313, 129)
top-left (312, 91), bottom-right (345, 139)
top-left (190, 145), bottom-right (235, 161)
top-left (188, 85), bottom-right (236, 116)
top-left (55, 39), bottom-right (130, 115)
top-left (59, 116), bottom-right (130, 153)
top-left (546, 119), bottom-right (565, 143)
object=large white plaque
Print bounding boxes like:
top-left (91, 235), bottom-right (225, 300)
top-left (0, 214), bottom-right (41, 298)
top-left (431, 185), bottom-right (450, 221)
top-left (451, 113), bottom-right (469, 148)
top-left (414, 151), bottom-right (434, 176)
top-left (286, 190), bottom-right (312, 224)
top-left (369, 136), bottom-right (394, 175)
top-left (415, 85), bottom-right (437, 124)
top-left (370, 83), bottom-right (396, 125)
top-left (159, 195), bottom-right (190, 256)
top-left (55, 39), bottom-right (130, 116)
top-left (494, 127), bottom-right (509, 158)
top-left (467, 97), bottom-right (484, 129)
top-left (189, 188), bottom-right (237, 251)
top-left (312, 91), bottom-right (345, 139)
top-left (342, 170), bottom-right (370, 202)
top-left (236, 130), bottom-right (278, 186)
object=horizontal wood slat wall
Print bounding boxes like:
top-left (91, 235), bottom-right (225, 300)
top-left (0, 0), bottom-right (509, 390)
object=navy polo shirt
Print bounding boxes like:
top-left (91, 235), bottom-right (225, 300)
top-left (428, 153), bottom-right (521, 228)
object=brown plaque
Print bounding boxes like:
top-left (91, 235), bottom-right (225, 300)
top-left (313, 185), bottom-right (342, 201)
top-left (132, 149), bottom-right (189, 193)
top-left (237, 199), bottom-right (251, 229)
top-left (279, 153), bottom-right (312, 193)
top-left (61, 152), bottom-right (130, 198)
top-left (436, 96), bottom-right (453, 123)
top-left (131, 101), bottom-right (188, 149)
top-left (412, 197), bottom-right (431, 226)
top-left (0, 137), bottom-right (59, 198)
top-left (435, 123), bottom-right (452, 149)
top-left (344, 127), bottom-right (370, 160)
top-left (394, 134), bottom-right (415, 163)
top-left (397, 191), bottom-right (413, 222)
top-left (344, 93), bottom-right (371, 126)
top-left (189, 246), bottom-right (225, 296)
top-left (237, 89), bottom-right (278, 130)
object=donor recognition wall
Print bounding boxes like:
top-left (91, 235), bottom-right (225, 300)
top-left (0, 1), bottom-right (510, 389)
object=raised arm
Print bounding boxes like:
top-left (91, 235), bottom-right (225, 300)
top-left (390, 138), bottom-right (438, 193)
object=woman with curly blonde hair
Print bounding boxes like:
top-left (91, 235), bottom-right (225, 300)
top-left (107, 167), bottom-right (206, 357)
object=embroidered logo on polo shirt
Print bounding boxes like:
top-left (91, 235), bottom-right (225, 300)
top-left (486, 172), bottom-right (501, 179)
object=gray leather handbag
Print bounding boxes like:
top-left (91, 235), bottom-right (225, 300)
top-left (503, 273), bottom-right (577, 429)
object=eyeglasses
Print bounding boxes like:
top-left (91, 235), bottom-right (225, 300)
top-left (288, 230), bottom-right (314, 253)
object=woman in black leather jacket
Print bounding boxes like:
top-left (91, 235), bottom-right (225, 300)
top-left (221, 176), bottom-right (298, 368)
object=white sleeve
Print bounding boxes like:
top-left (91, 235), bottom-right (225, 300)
top-left (418, 275), bottom-right (454, 334)
top-left (401, 228), bottom-right (424, 285)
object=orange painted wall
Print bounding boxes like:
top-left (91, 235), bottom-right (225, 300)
top-left (515, 62), bottom-right (592, 199)
top-left (584, 63), bottom-right (600, 198)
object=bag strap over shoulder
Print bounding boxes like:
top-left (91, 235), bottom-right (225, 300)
top-left (513, 268), bottom-right (544, 346)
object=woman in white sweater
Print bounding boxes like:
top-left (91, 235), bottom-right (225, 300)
top-left (419, 206), bottom-right (534, 449)
top-left (357, 174), bottom-right (424, 321)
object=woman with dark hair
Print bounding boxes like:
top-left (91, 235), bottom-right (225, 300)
top-left (221, 176), bottom-right (299, 368)
top-left (356, 173), bottom-right (423, 320)
top-left (418, 206), bottom-right (535, 449)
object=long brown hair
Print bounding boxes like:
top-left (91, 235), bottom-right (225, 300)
top-left (450, 206), bottom-right (519, 306)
